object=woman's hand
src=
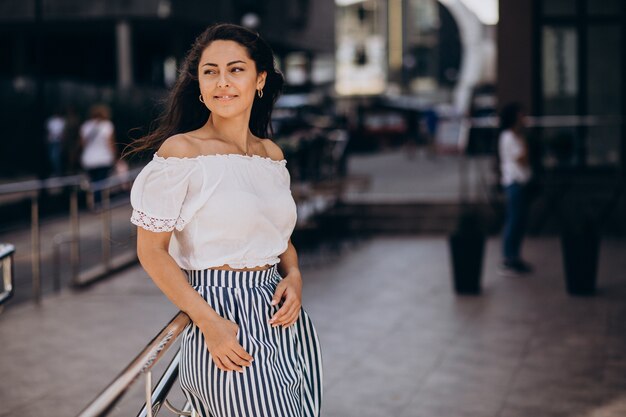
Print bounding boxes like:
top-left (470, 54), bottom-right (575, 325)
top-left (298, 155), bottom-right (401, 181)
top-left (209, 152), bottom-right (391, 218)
top-left (269, 272), bottom-right (303, 328)
top-left (199, 315), bottom-right (254, 372)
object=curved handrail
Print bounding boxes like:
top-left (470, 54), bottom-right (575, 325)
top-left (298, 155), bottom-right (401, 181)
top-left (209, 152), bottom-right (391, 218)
top-left (0, 243), bottom-right (15, 306)
top-left (0, 168), bottom-right (143, 197)
top-left (76, 311), bottom-right (191, 417)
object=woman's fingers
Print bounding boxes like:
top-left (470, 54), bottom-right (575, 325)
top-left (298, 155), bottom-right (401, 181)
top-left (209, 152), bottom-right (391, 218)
top-left (202, 318), bottom-right (254, 372)
top-left (271, 282), bottom-right (287, 306)
top-left (213, 347), bottom-right (252, 372)
top-left (220, 355), bottom-right (244, 373)
top-left (271, 303), bottom-right (301, 327)
top-left (213, 356), bottom-right (230, 372)
top-left (232, 343), bottom-right (254, 364)
top-left (270, 301), bottom-right (297, 325)
top-left (270, 286), bottom-right (301, 321)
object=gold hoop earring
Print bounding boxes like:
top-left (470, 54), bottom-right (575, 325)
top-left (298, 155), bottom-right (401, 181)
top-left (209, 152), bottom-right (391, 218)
top-left (199, 94), bottom-right (205, 104)
top-left (257, 89), bottom-right (263, 99)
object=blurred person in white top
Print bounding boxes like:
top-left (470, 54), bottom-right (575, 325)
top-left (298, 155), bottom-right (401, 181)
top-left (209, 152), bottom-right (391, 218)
top-left (45, 108), bottom-right (66, 176)
top-left (79, 104), bottom-right (118, 207)
top-left (498, 102), bottom-right (533, 275)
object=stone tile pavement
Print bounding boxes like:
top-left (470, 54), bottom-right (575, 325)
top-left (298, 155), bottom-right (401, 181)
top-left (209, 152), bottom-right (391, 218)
top-left (1, 235), bottom-right (625, 417)
top-left (345, 150), bottom-right (492, 203)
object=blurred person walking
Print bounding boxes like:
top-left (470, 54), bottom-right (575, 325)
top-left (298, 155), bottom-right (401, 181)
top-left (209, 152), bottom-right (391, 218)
top-left (80, 104), bottom-right (118, 209)
top-left (45, 108), bottom-right (66, 176)
top-left (498, 103), bottom-right (533, 275)
top-left (125, 23), bottom-right (322, 417)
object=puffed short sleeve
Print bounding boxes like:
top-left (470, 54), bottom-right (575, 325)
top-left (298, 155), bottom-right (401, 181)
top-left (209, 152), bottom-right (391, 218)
top-left (130, 158), bottom-right (196, 232)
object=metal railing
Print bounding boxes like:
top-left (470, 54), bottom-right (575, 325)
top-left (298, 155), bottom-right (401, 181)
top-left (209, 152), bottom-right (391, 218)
top-left (0, 167), bottom-right (142, 303)
top-left (0, 243), bottom-right (16, 308)
top-left (77, 311), bottom-right (194, 417)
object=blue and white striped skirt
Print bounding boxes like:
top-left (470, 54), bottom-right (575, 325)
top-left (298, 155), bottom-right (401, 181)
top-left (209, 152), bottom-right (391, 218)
top-left (179, 265), bottom-right (323, 417)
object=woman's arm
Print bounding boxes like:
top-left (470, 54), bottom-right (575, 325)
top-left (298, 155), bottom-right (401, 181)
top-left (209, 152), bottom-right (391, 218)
top-left (263, 139), bottom-right (303, 328)
top-left (270, 239), bottom-right (303, 328)
top-left (137, 227), bottom-right (253, 372)
top-left (137, 228), bottom-right (219, 324)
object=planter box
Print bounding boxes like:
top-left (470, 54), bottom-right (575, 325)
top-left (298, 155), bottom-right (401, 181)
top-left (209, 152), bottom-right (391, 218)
top-left (449, 231), bottom-right (485, 295)
top-left (560, 229), bottom-right (600, 296)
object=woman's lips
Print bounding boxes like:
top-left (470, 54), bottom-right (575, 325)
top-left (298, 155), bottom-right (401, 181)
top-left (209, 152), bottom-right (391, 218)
top-left (214, 95), bottom-right (238, 102)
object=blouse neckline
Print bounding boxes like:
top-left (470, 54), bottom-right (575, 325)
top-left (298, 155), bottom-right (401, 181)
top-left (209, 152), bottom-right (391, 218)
top-left (153, 152), bottom-right (287, 166)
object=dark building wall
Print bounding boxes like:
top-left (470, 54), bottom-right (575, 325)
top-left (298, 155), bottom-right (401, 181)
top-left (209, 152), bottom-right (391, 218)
top-left (262, 0), bottom-right (334, 54)
top-left (0, 0), bottom-right (231, 21)
top-left (497, 0), bottom-right (534, 113)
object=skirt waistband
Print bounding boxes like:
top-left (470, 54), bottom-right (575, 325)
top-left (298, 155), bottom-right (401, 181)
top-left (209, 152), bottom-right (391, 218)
top-left (184, 264), bottom-right (278, 288)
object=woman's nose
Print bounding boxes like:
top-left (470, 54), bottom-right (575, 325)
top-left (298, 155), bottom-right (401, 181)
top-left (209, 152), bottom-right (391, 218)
top-left (217, 72), bottom-right (230, 88)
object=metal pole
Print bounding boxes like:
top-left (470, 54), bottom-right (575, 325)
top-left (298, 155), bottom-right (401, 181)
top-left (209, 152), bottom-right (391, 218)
top-left (145, 371), bottom-right (153, 417)
top-left (31, 194), bottom-right (41, 303)
top-left (52, 238), bottom-right (61, 292)
top-left (70, 187), bottom-right (80, 285)
top-left (102, 187), bottom-right (111, 271)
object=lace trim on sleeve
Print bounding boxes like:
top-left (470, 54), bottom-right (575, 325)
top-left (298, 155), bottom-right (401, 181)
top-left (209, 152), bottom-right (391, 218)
top-left (131, 209), bottom-right (187, 232)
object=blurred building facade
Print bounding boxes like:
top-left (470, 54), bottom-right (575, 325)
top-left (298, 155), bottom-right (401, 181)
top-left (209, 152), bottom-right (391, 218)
top-left (0, 0), bottom-right (335, 177)
top-left (0, 0), bottom-right (334, 88)
top-left (498, 0), bottom-right (625, 172)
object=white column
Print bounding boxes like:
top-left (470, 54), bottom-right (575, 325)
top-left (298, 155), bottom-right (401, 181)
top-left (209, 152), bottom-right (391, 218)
top-left (438, 0), bottom-right (496, 114)
top-left (116, 20), bottom-right (133, 89)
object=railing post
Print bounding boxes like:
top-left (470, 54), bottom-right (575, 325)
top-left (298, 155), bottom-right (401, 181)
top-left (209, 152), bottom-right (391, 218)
top-left (70, 186), bottom-right (80, 286)
top-left (30, 192), bottom-right (41, 304)
top-left (102, 187), bottom-right (111, 272)
top-left (145, 371), bottom-right (153, 417)
top-left (52, 236), bottom-right (62, 292)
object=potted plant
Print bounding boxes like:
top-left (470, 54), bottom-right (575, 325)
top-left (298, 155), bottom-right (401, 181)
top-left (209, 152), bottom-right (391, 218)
top-left (558, 178), bottom-right (620, 296)
top-left (449, 208), bottom-right (486, 295)
top-left (560, 212), bottom-right (600, 296)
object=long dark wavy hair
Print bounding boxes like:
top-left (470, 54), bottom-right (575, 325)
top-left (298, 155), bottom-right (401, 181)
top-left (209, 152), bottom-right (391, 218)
top-left (125, 23), bottom-right (284, 158)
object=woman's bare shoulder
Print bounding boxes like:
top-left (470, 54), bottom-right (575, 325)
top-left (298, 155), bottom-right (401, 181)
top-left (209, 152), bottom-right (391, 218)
top-left (260, 138), bottom-right (285, 161)
top-left (156, 134), bottom-right (198, 158)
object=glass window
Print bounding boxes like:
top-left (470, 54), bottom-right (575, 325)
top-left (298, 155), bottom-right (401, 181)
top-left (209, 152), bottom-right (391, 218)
top-left (586, 25), bottom-right (622, 166)
top-left (588, 0), bottom-right (622, 16)
top-left (335, 0), bottom-right (387, 95)
top-left (542, 26), bottom-right (578, 115)
top-left (587, 25), bottom-right (621, 116)
top-left (542, 0), bottom-right (576, 16)
top-left (586, 125), bottom-right (621, 166)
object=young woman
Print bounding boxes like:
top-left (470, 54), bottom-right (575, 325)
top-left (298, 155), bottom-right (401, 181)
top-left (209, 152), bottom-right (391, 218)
top-left (127, 23), bottom-right (322, 417)
top-left (498, 102), bottom-right (533, 275)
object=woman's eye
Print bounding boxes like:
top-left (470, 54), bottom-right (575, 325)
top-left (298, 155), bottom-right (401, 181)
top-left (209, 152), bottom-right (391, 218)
top-left (231, 67), bottom-right (244, 73)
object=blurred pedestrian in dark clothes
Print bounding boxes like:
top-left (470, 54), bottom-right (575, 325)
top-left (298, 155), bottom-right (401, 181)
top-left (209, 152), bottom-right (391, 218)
top-left (45, 108), bottom-right (65, 176)
top-left (498, 103), bottom-right (534, 275)
top-left (80, 104), bottom-right (118, 209)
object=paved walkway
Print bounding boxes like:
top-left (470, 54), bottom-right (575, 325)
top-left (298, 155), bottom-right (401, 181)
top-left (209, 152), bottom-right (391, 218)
top-left (345, 150), bottom-right (492, 203)
top-left (1, 235), bottom-right (625, 417)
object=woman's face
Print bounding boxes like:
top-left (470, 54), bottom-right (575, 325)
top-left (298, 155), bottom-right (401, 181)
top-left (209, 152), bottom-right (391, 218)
top-left (197, 40), bottom-right (267, 120)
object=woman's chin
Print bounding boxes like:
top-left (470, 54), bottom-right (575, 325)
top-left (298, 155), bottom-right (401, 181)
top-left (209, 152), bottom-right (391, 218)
top-left (209, 106), bottom-right (249, 120)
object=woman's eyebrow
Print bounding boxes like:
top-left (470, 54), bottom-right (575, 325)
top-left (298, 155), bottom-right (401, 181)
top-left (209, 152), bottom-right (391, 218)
top-left (201, 60), bottom-right (247, 67)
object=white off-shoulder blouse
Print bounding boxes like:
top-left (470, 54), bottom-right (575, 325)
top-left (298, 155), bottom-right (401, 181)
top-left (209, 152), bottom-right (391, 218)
top-left (130, 153), bottom-right (297, 270)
